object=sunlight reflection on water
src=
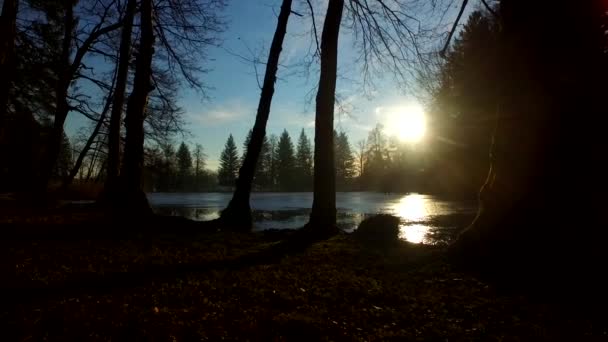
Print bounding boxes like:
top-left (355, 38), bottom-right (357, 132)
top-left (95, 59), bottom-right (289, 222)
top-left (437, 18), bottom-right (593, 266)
top-left (389, 193), bottom-right (437, 244)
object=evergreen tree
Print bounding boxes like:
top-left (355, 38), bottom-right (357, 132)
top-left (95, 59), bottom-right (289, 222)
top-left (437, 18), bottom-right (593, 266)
top-left (193, 143), bottom-right (206, 191)
top-left (241, 129), bottom-right (252, 165)
top-left (269, 134), bottom-right (279, 190)
top-left (218, 134), bottom-right (239, 186)
top-left (294, 129), bottom-right (313, 190)
top-left (241, 129), bottom-right (274, 190)
top-left (176, 142), bottom-right (192, 190)
top-left (335, 130), bottom-right (355, 190)
top-left (430, 10), bottom-right (499, 195)
top-left (159, 143), bottom-right (177, 191)
top-left (276, 129), bottom-right (295, 191)
top-left (256, 135), bottom-right (273, 189)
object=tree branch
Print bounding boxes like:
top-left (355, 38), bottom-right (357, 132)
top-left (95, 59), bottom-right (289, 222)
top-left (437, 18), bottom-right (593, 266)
top-left (441, 0), bottom-right (468, 57)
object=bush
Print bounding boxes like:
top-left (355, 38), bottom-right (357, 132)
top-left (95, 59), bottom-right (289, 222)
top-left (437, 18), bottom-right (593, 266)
top-left (353, 214), bottom-right (400, 246)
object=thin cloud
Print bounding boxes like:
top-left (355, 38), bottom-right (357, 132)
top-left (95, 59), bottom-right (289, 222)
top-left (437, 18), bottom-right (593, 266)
top-left (190, 100), bottom-right (250, 126)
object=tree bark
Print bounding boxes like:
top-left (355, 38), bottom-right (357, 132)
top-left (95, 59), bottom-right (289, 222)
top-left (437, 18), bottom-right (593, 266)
top-left (450, 0), bottom-right (608, 288)
top-left (308, 0), bottom-right (344, 232)
top-left (219, 0), bottom-right (293, 229)
top-left (0, 0), bottom-right (18, 120)
top-left (119, 0), bottom-right (154, 214)
top-left (103, 0), bottom-right (136, 200)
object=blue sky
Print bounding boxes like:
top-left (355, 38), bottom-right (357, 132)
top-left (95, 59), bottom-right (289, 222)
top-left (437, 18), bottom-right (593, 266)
top-left (65, 0), bottom-right (468, 170)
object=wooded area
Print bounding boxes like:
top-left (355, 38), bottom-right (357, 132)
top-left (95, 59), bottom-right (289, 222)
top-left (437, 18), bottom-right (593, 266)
top-left (2, 0), bottom-right (608, 339)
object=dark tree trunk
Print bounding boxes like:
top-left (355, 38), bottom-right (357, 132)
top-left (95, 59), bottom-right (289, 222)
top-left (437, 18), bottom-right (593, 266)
top-left (0, 0), bottom-right (18, 119)
top-left (450, 0), bottom-right (608, 291)
top-left (103, 0), bottom-right (136, 201)
top-left (36, 3), bottom-right (75, 196)
top-left (219, 0), bottom-right (293, 229)
top-left (119, 0), bottom-right (154, 214)
top-left (307, 0), bottom-right (344, 232)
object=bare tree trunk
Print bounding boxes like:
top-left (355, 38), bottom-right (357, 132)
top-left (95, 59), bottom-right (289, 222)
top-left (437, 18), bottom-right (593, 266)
top-left (308, 0), bottom-right (344, 232)
top-left (219, 0), bottom-right (293, 229)
top-left (103, 0), bottom-right (136, 199)
top-left (120, 0), bottom-right (154, 213)
top-left (0, 0), bottom-right (18, 119)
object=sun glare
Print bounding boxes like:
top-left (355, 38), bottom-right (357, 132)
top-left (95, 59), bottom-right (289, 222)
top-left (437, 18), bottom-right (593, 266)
top-left (386, 104), bottom-right (427, 143)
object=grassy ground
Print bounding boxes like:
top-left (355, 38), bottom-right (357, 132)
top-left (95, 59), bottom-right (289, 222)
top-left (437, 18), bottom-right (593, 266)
top-left (4, 219), bottom-right (607, 341)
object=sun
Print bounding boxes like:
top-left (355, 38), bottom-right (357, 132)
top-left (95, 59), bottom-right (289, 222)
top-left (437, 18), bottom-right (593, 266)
top-left (386, 104), bottom-right (427, 143)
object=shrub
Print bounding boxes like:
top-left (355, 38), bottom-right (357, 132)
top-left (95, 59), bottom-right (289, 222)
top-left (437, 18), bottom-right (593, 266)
top-left (353, 214), bottom-right (400, 246)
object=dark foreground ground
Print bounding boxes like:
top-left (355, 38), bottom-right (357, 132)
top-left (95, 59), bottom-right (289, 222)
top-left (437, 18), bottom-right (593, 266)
top-left (3, 209), bottom-right (607, 341)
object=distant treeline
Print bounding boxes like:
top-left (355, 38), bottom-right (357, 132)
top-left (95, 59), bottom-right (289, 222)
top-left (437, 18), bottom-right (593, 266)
top-left (145, 122), bottom-right (482, 196)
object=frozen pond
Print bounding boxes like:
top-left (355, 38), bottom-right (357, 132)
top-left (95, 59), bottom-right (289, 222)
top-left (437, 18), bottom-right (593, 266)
top-left (147, 192), bottom-right (477, 244)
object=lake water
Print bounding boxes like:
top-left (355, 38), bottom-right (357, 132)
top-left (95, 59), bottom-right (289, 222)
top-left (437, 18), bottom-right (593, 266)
top-left (147, 192), bottom-right (477, 245)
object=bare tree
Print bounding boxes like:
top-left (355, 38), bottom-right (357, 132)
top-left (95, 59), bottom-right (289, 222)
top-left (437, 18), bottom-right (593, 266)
top-left (307, 0), bottom-right (344, 232)
top-left (120, 0), bottom-right (155, 212)
top-left (103, 0), bottom-right (136, 200)
top-left (218, 0), bottom-right (294, 230)
top-left (62, 65), bottom-right (118, 190)
top-left (37, 0), bottom-right (124, 195)
top-left (153, 0), bottom-right (226, 96)
top-left (355, 139), bottom-right (367, 177)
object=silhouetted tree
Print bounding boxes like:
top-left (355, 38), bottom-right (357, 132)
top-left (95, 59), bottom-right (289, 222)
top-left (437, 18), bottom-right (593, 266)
top-left (450, 0), bottom-right (608, 295)
top-left (240, 130), bottom-right (253, 166)
top-left (193, 143), bottom-right (206, 190)
top-left (256, 135), bottom-right (273, 189)
top-left (269, 134), bottom-right (279, 190)
top-left (62, 68), bottom-right (117, 190)
top-left (335, 130), bottom-right (354, 190)
top-left (361, 123), bottom-right (388, 191)
top-left (426, 9), bottom-right (499, 196)
top-left (120, 0), bottom-right (155, 212)
top-left (37, 0), bottom-right (124, 195)
top-left (295, 129), bottom-right (313, 191)
top-left (218, 134), bottom-right (239, 187)
top-left (355, 139), bottom-right (366, 178)
top-left (276, 129), bottom-right (296, 191)
top-left (220, 0), bottom-right (293, 229)
top-left (176, 142), bottom-right (192, 190)
top-left (308, 0), bottom-right (344, 232)
top-left (103, 0), bottom-right (136, 200)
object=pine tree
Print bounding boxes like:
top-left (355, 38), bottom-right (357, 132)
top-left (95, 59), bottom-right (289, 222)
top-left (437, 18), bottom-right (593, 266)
top-left (269, 134), bottom-right (279, 190)
top-left (276, 129), bottom-right (295, 191)
top-left (335, 131), bottom-right (355, 190)
top-left (218, 134), bottom-right (239, 186)
top-left (193, 143), bottom-right (206, 191)
top-left (176, 142), bottom-right (192, 190)
top-left (241, 129), bottom-right (252, 165)
top-left (295, 129), bottom-right (313, 190)
top-left (241, 129), bottom-right (274, 190)
top-left (256, 135), bottom-right (272, 189)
